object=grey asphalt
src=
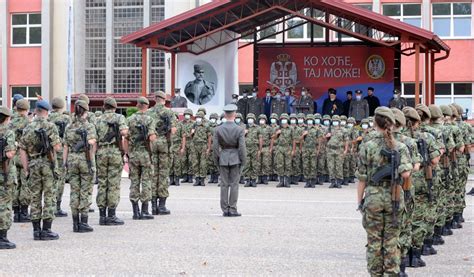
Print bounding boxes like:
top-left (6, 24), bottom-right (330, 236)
top-left (1, 178), bottom-right (472, 276)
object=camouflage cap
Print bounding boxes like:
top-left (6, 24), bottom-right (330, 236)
top-left (75, 100), bottom-right (89, 111)
top-left (15, 99), bottom-right (30, 111)
top-left (247, 113), bottom-right (256, 120)
top-left (155, 90), bottom-right (166, 99)
top-left (51, 97), bottom-right (65, 109)
top-left (270, 113), bottom-right (278, 119)
top-left (415, 104), bottom-right (431, 118)
top-left (340, 115), bottom-right (347, 121)
top-left (104, 97), bottom-right (117, 108)
top-left (440, 105), bottom-right (452, 116)
top-left (196, 111), bottom-right (205, 118)
top-left (210, 113), bottom-right (219, 119)
top-left (322, 115), bottom-right (331, 120)
top-left (402, 106), bottom-right (420, 121)
top-left (428, 105), bottom-right (443, 119)
top-left (306, 114), bottom-right (315, 120)
top-left (449, 104), bottom-right (459, 117)
top-left (197, 107), bottom-right (207, 115)
top-left (78, 94), bottom-right (90, 104)
top-left (258, 114), bottom-right (267, 121)
top-left (137, 96), bottom-right (149, 105)
top-left (347, 117), bottom-right (355, 123)
top-left (314, 113), bottom-right (322, 119)
top-left (297, 113), bottom-right (305, 119)
top-left (375, 106), bottom-right (395, 124)
top-left (0, 107), bottom-right (12, 117)
top-left (390, 107), bottom-right (406, 126)
top-left (289, 113), bottom-right (297, 119)
top-left (236, 113), bottom-right (243, 119)
top-left (184, 108), bottom-right (193, 115)
top-left (280, 113), bottom-right (289, 120)
top-left (361, 118), bottom-right (369, 124)
top-left (331, 115), bottom-right (340, 121)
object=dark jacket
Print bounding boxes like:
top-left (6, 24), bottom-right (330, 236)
top-left (262, 96), bottom-right (273, 119)
top-left (322, 98), bottom-right (343, 116)
top-left (342, 100), bottom-right (351, 117)
top-left (364, 95), bottom-right (380, 116)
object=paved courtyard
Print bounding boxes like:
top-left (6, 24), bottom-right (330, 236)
top-left (1, 177), bottom-right (472, 276)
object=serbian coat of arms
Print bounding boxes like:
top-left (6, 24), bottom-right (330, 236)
top-left (366, 54), bottom-right (385, 80)
top-left (267, 53), bottom-right (299, 92)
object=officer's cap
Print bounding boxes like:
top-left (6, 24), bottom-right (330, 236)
top-left (75, 100), bottom-right (89, 111)
top-left (137, 96), bottom-right (149, 105)
top-left (0, 107), bottom-right (12, 117)
top-left (440, 105), bottom-right (452, 117)
top-left (328, 88), bottom-right (337, 95)
top-left (232, 93), bottom-right (239, 99)
top-left (223, 104), bottom-right (237, 112)
top-left (393, 89), bottom-right (401, 94)
top-left (355, 89), bottom-right (362, 94)
top-left (78, 94), bottom-right (90, 104)
top-left (51, 97), bottom-right (65, 109)
top-left (104, 97), bottom-right (117, 108)
top-left (194, 64), bottom-right (204, 73)
top-left (375, 107), bottom-right (395, 124)
top-left (247, 113), bottom-right (256, 120)
top-left (428, 105), bottom-right (443, 119)
top-left (36, 100), bottom-right (51, 111)
top-left (390, 108), bottom-right (406, 126)
top-left (415, 104), bottom-right (431, 118)
top-left (15, 99), bottom-right (30, 111)
top-left (402, 107), bottom-right (420, 122)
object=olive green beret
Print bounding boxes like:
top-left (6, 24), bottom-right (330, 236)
top-left (375, 106), bottom-right (395, 124)
top-left (415, 104), bottom-right (431, 118)
top-left (258, 114), bottom-right (267, 120)
top-left (155, 91), bottom-right (166, 99)
top-left (314, 113), bottom-right (322, 119)
top-left (210, 113), bottom-right (219, 119)
top-left (280, 113), bottom-right (289, 120)
top-left (340, 115), bottom-right (347, 121)
top-left (78, 94), bottom-right (90, 104)
top-left (449, 104), bottom-right (459, 117)
top-left (331, 115), bottom-right (340, 121)
top-left (75, 100), bottom-right (89, 111)
top-left (270, 113), bottom-right (278, 119)
top-left (15, 99), bottom-right (30, 111)
top-left (196, 111), bottom-right (205, 118)
top-left (0, 107), bottom-right (12, 117)
top-left (347, 117), bottom-right (355, 123)
top-left (440, 105), bottom-right (452, 116)
top-left (402, 106), bottom-right (420, 121)
top-left (51, 97), bottom-right (65, 109)
top-left (104, 97), bottom-right (117, 108)
top-left (322, 115), bottom-right (331, 120)
top-left (289, 113), bottom-right (297, 119)
top-left (236, 113), bottom-right (243, 119)
top-left (297, 113), bottom-right (305, 119)
top-left (197, 107), bottom-right (207, 115)
top-left (452, 103), bottom-right (463, 115)
top-left (137, 96), bottom-right (149, 105)
top-left (390, 107), bottom-right (406, 126)
top-left (247, 113), bottom-right (256, 120)
top-left (428, 105), bottom-right (443, 119)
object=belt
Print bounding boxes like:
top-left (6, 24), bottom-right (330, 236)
top-left (29, 153), bottom-right (47, 159)
top-left (221, 146), bottom-right (237, 149)
top-left (367, 180), bottom-right (392, 187)
top-left (99, 143), bottom-right (117, 148)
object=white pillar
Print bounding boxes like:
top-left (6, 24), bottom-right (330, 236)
top-left (422, 0), bottom-right (430, 30)
top-left (74, 0), bottom-right (85, 95)
top-left (1, 0), bottom-right (8, 107)
top-left (144, 0), bottom-right (151, 94)
top-left (372, 0), bottom-right (380, 13)
top-left (41, 0), bottom-right (51, 102)
top-left (106, 0), bottom-right (113, 94)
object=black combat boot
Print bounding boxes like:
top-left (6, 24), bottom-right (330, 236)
top-left (208, 174), bottom-right (216, 184)
top-left (175, 176), bottom-right (181, 186)
top-left (200, 177), bottom-right (206, 186)
top-left (151, 197), bottom-right (158, 215)
top-left (422, 237), bottom-right (437, 255)
top-left (299, 175), bottom-right (305, 182)
top-left (409, 247), bottom-right (426, 267)
top-left (329, 179), bottom-right (337, 188)
top-left (284, 176), bottom-right (291, 188)
top-left (442, 221), bottom-right (453, 236)
top-left (54, 201), bottom-right (68, 217)
top-left (193, 177), bottom-right (201, 186)
top-left (106, 208), bottom-right (124, 225)
top-left (314, 176), bottom-right (322, 185)
top-left (262, 175), bottom-right (268, 185)
top-left (342, 178), bottom-right (349, 186)
top-left (269, 174), bottom-right (276, 181)
top-left (244, 178), bottom-right (251, 187)
top-left (158, 197), bottom-right (171, 215)
top-left (72, 214), bottom-right (80, 232)
top-left (99, 208), bottom-right (107, 225)
top-left (257, 176), bottom-right (263, 184)
top-left (310, 179), bottom-right (316, 188)
top-left (41, 220), bottom-right (59, 240)
top-left (304, 179), bottom-right (311, 188)
top-left (13, 206), bottom-right (20, 223)
top-left (323, 174), bottom-right (329, 182)
top-left (19, 205), bottom-right (31, 222)
top-left (452, 213), bottom-right (463, 228)
top-left (32, 220), bottom-right (41, 240)
top-left (336, 179), bottom-right (343, 188)
top-left (188, 175), bottom-right (194, 183)
top-left (348, 176), bottom-right (355, 183)
top-left (466, 187), bottom-right (474, 195)
top-left (459, 212), bottom-right (465, 223)
top-left (78, 214), bottom-right (93, 233)
top-left (290, 176), bottom-right (297, 185)
top-left (140, 202), bottom-right (154, 220)
top-left (399, 255), bottom-right (408, 277)
top-left (131, 201), bottom-right (140, 220)
top-left (0, 230), bottom-right (16, 249)
top-left (276, 176), bottom-right (284, 188)
top-left (433, 226), bottom-right (445, 245)
top-left (181, 175), bottom-right (189, 183)
top-left (169, 175), bottom-right (176, 186)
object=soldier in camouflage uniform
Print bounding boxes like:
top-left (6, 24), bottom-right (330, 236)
top-left (357, 107), bottom-right (413, 277)
top-left (0, 107), bottom-right (18, 249)
top-left (127, 97), bottom-right (156, 220)
top-left (10, 99), bottom-right (31, 222)
top-left (268, 113), bottom-right (279, 182)
top-left (313, 113), bottom-right (323, 185)
top-left (402, 106), bottom-right (441, 267)
top-left (169, 112), bottom-right (182, 186)
top-left (340, 115), bottom-right (351, 185)
top-left (287, 113), bottom-right (298, 184)
top-left (271, 113), bottom-right (295, 188)
top-left (48, 97), bottom-right (71, 218)
top-left (346, 117), bottom-right (359, 184)
top-left (318, 115), bottom-right (331, 184)
top-left (207, 113), bottom-right (220, 184)
top-left (293, 113), bottom-right (306, 183)
top-left (190, 111), bottom-right (212, 186)
top-left (243, 113), bottom-right (260, 187)
top-left (19, 100), bottom-right (62, 240)
top-left (63, 100), bottom-right (97, 233)
top-left (180, 109), bottom-right (194, 183)
top-left (257, 114), bottom-right (272, 185)
top-left (300, 114), bottom-right (323, 188)
top-left (235, 113), bottom-right (246, 184)
top-left (147, 91), bottom-right (177, 215)
top-left (326, 115), bottom-right (349, 188)
top-left (95, 97), bottom-right (128, 226)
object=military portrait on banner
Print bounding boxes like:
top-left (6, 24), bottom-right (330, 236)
top-left (184, 64), bottom-right (216, 105)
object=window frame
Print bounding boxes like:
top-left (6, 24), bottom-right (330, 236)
top-left (10, 86), bottom-right (41, 109)
top-left (284, 8), bottom-right (325, 42)
top-left (10, 13), bottom-right (42, 47)
top-left (382, 3), bottom-right (422, 28)
top-left (332, 4), bottom-right (373, 42)
top-left (432, 2), bottom-right (472, 39)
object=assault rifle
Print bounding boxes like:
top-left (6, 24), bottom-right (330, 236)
top-left (74, 129), bottom-right (92, 175)
top-left (137, 124), bottom-right (152, 161)
top-left (55, 121), bottom-right (67, 139)
top-left (35, 128), bottom-right (58, 179)
top-left (372, 148), bottom-right (401, 226)
top-left (0, 138), bottom-right (9, 183)
top-left (417, 138), bottom-right (433, 202)
top-left (104, 122), bottom-right (125, 157)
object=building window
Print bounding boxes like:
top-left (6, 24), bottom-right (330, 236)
top-left (334, 4), bottom-right (372, 40)
top-left (11, 13), bottom-right (42, 46)
top-left (150, 0), bottom-right (166, 93)
top-left (85, 1), bottom-right (106, 93)
top-left (383, 4), bottom-right (422, 28)
top-left (433, 3), bottom-right (472, 38)
top-left (11, 86), bottom-right (41, 109)
top-left (434, 82), bottom-right (473, 118)
top-left (285, 9), bottom-right (324, 41)
top-left (402, 82), bottom-right (423, 107)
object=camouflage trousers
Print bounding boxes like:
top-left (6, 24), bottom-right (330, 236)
top-left (302, 147), bottom-right (317, 179)
top-left (454, 154), bottom-right (469, 213)
top-left (68, 153), bottom-right (94, 216)
top-left (399, 187), bottom-right (415, 257)
top-left (362, 185), bottom-right (403, 276)
top-left (271, 150), bottom-right (277, 176)
top-left (152, 138), bottom-right (170, 198)
top-left (317, 149), bottom-right (328, 176)
top-left (129, 149), bottom-right (153, 202)
top-left (0, 166), bottom-right (15, 230)
top-left (29, 157), bottom-right (56, 221)
top-left (275, 146), bottom-right (292, 176)
top-left (191, 143), bottom-right (208, 178)
top-left (181, 146), bottom-right (193, 176)
top-left (55, 151), bottom-right (66, 203)
top-left (326, 148), bottom-right (344, 180)
top-left (96, 146), bottom-right (123, 209)
top-left (446, 165), bottom-right (459, 221)
top-left (243, 146), bottom-right (259, 179)
top-left (258, 146), bottom-right (272, 176)
top-left (435, 167), bottom-right (451, 228)
top-left (169, 146), bottom-right (182, 177)
top-left (207, 149), bottom-right (218, 175)
top-left (13, 158), bottom-right (30, 207)
top-left (343, 152), bottom-right (357, 179)
top-left (291, 148), bottom-right (303, 177)
top-left (425, 169), bottom-right (442, 238)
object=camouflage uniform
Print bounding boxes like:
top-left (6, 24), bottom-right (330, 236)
top-left (243, 113), bottom-right (260, 187)
top-left (207, 113), bottom-right (220, 184)
top-left (318, 115), bottom-right (331, 183)
top-left (191, 111), bottom-right (211, 186)
top-left (326, 115), bottom-right (348, 188)
top-left (273, 113), bottom-right (293, 187)
top-left (268, 113), bottom-right (279, 181)
top-left (180, 109), bottom-right (194, 182)
top-left (292, 113), bottom-right (306, 183)
top-left (169, 113), bottom-right (183, 186)
top-left (235, 113), bottom-right (246, 184)
top-left (95, 107), bottom-right (127, 225)
top-left (301, 114), bottom-right (323, 187)
top-left (257, 114), bottom-right (272, 184)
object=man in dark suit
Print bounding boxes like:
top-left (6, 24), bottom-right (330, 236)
top-left (322, 88), bottom-right (343, 116)
top-left (364, 87), bottom-right (380, 116)
top-left (212, 104), bottom-right (247, 217)
top-left (342, 91), bottom-right (352, 117)
top-left (262, 88), bottom-right (273, 119)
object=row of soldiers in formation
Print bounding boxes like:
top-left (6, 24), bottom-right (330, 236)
top-left (0, 91), bottom-right (178, 249)
top-left (355, 104), bottom-right (472, 277)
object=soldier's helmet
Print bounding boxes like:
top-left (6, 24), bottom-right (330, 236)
top-left (340, 115), bottom-right (347, 121)
top-left (280, 113), bottom-right (289, 120)
top-left (314, 113), bottom-right (322, 119)
top-left (198, 107), bottom-right (207, 115)
top-left (347, 117), bottom-right (356, 123)
top-left (297, 113), bottom-right (305, 119)
top-left (270, 113), bottom-right (278, 119)
top-left (289, 113), bottom-right (297, 119)
top-left (440, 105), bottom-right (452, 117)
top-left (360, 118), bottom-right (369, 124)
top-left (306, 114), bottom-right (315, 120)
top-left (210, 113), bottom-right (219, 119)
top-left (331, 115), bottom-right (340, 121)
top-left (258, 114), bottom-right (267, 121)
top-left (247, 113), bottom-right (256, 120)
top-left (184, 109), bottom-right (193, 116)
top-left (196, 111), bottom-right (205, 118)
top-left (236, 113), bottom-right (243, 119)
top-left (322, 115), bottom-right (331, 120)
top-left (368, 116), bottom-right (374, 122)
top-left (428, 105), bottom-right (443, 119)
